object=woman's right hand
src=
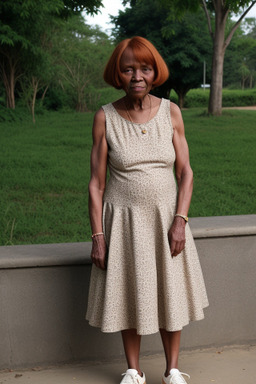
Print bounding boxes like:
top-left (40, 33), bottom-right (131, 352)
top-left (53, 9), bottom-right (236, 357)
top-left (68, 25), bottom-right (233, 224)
top-left (91, 235), bottom-right (108, 270)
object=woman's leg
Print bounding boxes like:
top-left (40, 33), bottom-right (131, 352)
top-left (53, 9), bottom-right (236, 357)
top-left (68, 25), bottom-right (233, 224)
top-left (160, 329), bottom-right (181, 376)
top-left (121, 329), bottom-right (143, 376)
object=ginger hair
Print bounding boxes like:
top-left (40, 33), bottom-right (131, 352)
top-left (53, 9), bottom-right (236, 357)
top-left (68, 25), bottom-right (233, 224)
top-left (104, 36), bottom-right (169, 89)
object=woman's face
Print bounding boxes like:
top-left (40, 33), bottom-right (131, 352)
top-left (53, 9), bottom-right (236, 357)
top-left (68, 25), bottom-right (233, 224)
top-left (119, 47), bottom-right (155, 98)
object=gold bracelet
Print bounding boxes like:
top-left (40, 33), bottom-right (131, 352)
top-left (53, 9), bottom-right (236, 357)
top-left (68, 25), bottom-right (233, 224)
top-left (175, 214), bottom-right (188, 223)
top-left (91, 232), bottom-right (104, 238)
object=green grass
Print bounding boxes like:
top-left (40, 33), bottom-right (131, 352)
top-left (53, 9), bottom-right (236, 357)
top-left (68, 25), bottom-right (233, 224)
top-left (184, 109), bottom-right (256, 217)
top-left (0, 108), bottom-right (255, 246)
top-left (0, 111), bottom-right (93, 245)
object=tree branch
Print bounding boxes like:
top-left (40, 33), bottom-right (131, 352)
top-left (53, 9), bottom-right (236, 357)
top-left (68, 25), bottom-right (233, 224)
top-left (212, 0), bottom-right (217, 12)
top-left (201, 0), bottom-right (214, 40)
top-left (224, 1), bottom-right (256, 49)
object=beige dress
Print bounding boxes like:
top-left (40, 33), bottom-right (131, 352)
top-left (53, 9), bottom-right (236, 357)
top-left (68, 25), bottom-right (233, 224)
top-left (86, 98), bottom-right (208, 335)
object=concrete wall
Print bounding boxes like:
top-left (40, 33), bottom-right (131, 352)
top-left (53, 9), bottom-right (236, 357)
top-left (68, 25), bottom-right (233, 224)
top-left (0, 215), bottom-right (256, 369)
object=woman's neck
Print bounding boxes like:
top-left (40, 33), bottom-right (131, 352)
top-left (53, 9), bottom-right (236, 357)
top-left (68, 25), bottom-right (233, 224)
top-left (125, 94), bottom-right (151, 111)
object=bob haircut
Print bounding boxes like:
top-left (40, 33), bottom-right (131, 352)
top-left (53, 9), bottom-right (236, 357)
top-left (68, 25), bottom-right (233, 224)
top-left (104, 36), bottom-right (169, 89)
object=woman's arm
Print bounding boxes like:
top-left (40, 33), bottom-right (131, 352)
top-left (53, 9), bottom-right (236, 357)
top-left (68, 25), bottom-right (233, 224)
top-left (88, 108), bottom-right (108, 269)
top-left (168, 102), bottom-right (194, 257)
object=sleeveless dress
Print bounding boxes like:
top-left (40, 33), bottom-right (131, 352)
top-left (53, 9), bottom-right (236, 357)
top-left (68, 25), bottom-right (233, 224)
top-left (86, 98), bottom-right (208, 335)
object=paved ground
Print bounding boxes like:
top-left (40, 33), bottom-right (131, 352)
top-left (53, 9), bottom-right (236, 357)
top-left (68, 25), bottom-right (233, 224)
top-left (223, 106), bottom-right (256, 110)
top-left (1, 345), bottom-right (256, 384)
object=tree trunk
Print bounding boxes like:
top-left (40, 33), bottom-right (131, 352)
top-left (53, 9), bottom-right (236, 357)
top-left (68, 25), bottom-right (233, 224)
top-left (0, 54), bottom-right (19, 109)
top-left (177, 92), bottom-right (185, 109)
top-left (206, 0), bottom-right (256, 115)
top-left (41, 85), bottom-right (49, 103)
top-left (249, 74), bottom-right (253, 89)
top-left (2, 64), bottom-right (16, 109)
top-left (208, 5), bottom-right (226, 116)
top-left (31, 77), bottom-right (39, 124)
top-left (242, 77), bottom-right (245, 90)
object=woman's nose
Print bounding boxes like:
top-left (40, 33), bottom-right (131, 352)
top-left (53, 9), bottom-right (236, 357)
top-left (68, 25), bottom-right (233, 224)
top-left (132, 69), bottom-right (142, 80)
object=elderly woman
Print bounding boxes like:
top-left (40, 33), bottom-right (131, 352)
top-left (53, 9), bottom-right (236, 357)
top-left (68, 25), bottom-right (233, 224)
top-left (86, 36), bottom-right (208, 384)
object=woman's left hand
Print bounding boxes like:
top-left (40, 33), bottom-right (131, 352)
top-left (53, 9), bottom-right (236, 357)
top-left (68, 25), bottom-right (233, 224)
top-left (168, 216), bottom-right (186, 257)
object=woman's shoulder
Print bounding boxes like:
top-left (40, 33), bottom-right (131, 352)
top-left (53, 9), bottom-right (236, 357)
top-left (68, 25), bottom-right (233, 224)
top-left (169, 102), bottom-right (184, 133)
top-left (94, 107), bottom-right (106, 124)
top-left (169, 101), bottom-right (182, 119)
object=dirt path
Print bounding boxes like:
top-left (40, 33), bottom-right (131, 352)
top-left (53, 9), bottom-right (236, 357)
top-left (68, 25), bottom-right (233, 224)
top-left (223, 105), bottom-right (256, 110)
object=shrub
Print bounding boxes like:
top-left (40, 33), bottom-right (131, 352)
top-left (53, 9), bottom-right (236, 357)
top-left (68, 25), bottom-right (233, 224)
top-left (170, 88), bottom-right (256, 108)
top-left (222, 89), bottom-right (256, 107)
top-left (0, 105), bottom-right (30, 123)
top-left (92, 88), bottom-right (125, 110)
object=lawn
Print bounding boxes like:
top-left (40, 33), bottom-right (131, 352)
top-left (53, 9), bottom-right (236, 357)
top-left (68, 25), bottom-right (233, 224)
top-left (0, 108), bottom-right (255, 245)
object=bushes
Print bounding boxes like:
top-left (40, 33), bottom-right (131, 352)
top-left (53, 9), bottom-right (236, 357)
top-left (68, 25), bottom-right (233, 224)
top-left (1, 87), bottom-right (255, 122)
top-left (0, 105), bottom-right (31, 123)
top-left (92, 88), bottom-right (125, 110)
top-left (184, 89), bottom-right (209, 108)
top-left (170, 88), bottom-right (256, 108)
top-left (222, 89), bottom-right (256, 107)
top-left (43, 87), bottom-right (256, 110)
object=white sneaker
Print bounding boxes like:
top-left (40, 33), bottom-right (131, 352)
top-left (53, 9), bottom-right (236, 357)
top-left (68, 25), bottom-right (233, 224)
top-left (162, 368), bottom-right (190, 384)
top-left (120, 369), bottom-right (146, 384)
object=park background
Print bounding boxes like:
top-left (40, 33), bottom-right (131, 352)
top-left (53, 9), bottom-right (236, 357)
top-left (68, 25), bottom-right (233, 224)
top-left (0, 0), bottom-right (256, 246)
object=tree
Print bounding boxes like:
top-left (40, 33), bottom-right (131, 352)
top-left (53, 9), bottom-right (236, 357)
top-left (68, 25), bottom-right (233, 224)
top-left (113, 0), bottom-right (212, 107)
top-left (201, 0), bottom-right (256, 115)
top-left (52, 16), bottom-right (112, 112)
top-left (0, 0), bottom-right (103, 109)
top-left (220, 17), bottom-right (256, 89)
top-left (124, 0), bottom-right (256, 115)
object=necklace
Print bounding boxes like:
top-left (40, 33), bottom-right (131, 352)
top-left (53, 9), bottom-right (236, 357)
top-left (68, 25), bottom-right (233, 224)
top-left (124, 95), bottom-right (151, 134)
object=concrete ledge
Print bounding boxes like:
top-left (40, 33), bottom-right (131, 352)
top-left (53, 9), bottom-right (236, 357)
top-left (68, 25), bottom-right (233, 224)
top-left (0, 215), bottom-right (256, 369)
top-left (0, 242), bottom-right (92, 269)
top-left (190, 214), bottom-right (256, 238)
top-left (1, 215), bottom-right (255, 269)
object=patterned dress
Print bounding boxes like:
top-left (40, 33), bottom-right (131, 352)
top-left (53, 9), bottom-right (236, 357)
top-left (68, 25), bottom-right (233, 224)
top-left (86, 98), bottom-right (208, 335)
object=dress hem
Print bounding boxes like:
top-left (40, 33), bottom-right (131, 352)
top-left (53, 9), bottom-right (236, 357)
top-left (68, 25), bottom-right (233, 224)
top-left (85, 305), bottom-right (209, 336)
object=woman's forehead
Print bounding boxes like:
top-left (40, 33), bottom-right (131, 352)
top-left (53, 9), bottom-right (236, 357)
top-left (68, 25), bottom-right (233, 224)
top-left (120, 47), bottom-right (153, 66)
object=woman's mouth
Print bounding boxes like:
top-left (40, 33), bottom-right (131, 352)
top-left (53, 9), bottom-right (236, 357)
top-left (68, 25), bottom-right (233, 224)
top-left (131, 86), bottom-right (145, 92)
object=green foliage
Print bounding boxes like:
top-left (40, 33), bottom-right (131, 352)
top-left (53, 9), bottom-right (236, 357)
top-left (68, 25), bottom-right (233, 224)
top-left (0, 108), bottom-right (255, 245)
top-left (0, 0), bottom-right (105, 111)
top-left (222, 88), bottom-right (256, 106)
top-left (113, 1), bottom-right (212, 106)
top-left (171, 88), bottom-right (256, 108)
top-left (90, 88), bottom-right (125, 110)
top-left (175, 87), bottom-right (256, 108)
top-left (62, 0), bottom-right (103, 15)
top-left (224, 0), bottom-right (256, 14)
top-left (0, 104), bottom-right (31, 123)
top-left (0, 0), bottom-right (64, 49)
top-left (224, 21), bottom-right (256, 88)
top-left (51, 16), bottom-right (113, 112)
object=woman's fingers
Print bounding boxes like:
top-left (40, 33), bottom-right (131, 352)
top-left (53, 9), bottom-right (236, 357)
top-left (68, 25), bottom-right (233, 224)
top-left (170, 238), bottom-right (185, 257)
top-left (91, 236), bottom-right (107, 270)
top-left (168, 218), bottom-right (186, 257)
top-left (91, 249), bottom-right (106, 270)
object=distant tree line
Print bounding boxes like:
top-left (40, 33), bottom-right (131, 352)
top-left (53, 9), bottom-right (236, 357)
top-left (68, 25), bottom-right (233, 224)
top-left (0, 0), bottom-right (111, 121)
top-left (119, 0), bottom-right (256, 115)
top-left (0, 0), bottom-right (256, 119)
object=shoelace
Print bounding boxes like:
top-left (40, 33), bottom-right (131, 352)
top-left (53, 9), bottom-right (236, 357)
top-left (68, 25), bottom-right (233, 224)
top-left (121, 372), bottom-right (141, 384)
top-left (171, 371), bottom-right (190, 384)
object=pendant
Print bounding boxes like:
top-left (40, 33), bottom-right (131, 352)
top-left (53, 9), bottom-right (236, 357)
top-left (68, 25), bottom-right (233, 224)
top-left (141, 129), bottom-right (147, 134)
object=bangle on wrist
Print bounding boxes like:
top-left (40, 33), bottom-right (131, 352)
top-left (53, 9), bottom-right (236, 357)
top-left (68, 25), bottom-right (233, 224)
top-left (91, 232), bottom-right (104, 239)
top-left (175, 214), bottom-right (188, 223)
